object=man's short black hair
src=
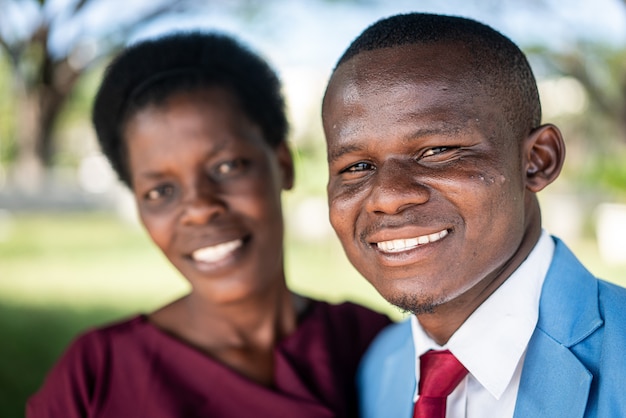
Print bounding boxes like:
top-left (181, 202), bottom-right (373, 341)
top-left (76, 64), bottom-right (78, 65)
top-left (332, 13), bottom-right (541, 140)
top-left (93, 32), bottom-right (288, 187)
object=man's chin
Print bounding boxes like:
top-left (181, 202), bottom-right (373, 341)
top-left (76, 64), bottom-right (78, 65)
top-left (387, 293), bottom-right (440, 316)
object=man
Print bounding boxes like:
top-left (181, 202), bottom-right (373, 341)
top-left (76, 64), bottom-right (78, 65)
top-left (322, 12), bottom-right (626, 418)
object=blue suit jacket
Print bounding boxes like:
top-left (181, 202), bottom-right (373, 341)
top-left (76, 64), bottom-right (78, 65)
top-left (358, 237), bottom-right (626, 418)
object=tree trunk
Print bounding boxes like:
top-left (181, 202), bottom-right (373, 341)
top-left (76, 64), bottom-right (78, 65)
top-left (39, 86), bottom-right (67, 166)
top-left (12, 77), bottom-right (45, 193)
top-left (11, 53), bottom-right (80, 193)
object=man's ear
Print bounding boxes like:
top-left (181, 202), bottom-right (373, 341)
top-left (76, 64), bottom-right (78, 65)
top-left (523, 123), bottom-right (566, 193)
top-left (276, 141), bottom-right (295, 191)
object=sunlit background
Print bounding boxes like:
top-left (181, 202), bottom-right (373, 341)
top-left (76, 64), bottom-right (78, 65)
top-left (1, 0), bottom-right (626, 416)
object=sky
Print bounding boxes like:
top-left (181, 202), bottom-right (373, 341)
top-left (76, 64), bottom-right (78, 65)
top-left (2, 0), bottom-right (624, 138)
top-left (3, 0), bottom-right (624, 94)
top-left (4, 0), bottom-right (623, 71)
top-left (114, 0), bottom-right (626, 139)
top-left (3, 0), bottom-right (625, 147)
top-left (126, 0), bottom-right (626, 73)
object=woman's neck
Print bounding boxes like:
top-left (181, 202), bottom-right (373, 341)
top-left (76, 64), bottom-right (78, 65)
top-left (148, 279), bottom-right (307, 386)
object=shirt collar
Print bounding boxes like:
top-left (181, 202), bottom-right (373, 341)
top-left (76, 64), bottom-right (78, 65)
top-left (411, 230), bottom-right (555, 400)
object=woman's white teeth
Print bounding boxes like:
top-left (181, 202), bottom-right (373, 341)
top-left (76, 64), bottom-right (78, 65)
top-left (377, 230), bottom-right (448, 253)
top-left (192, 239), bottom-right (243, 263)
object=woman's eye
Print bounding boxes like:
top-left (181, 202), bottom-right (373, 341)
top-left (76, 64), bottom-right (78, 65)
top-left (215, 159), bottom-right (247, 176)
top-left (145, 185), bottom-right (174, 201)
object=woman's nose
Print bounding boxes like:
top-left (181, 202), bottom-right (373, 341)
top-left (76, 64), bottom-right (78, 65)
top-left (179, 184), bottom-right (227, 225)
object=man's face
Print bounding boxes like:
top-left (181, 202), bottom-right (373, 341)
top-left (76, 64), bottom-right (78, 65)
top-left (323, 43), bottom-right (539, 314)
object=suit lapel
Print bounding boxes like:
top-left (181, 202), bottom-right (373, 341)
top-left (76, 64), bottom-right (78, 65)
top-left (514, 330), bottom-right (592, 417)
top-left (514, 238), bottom-right (602, 418)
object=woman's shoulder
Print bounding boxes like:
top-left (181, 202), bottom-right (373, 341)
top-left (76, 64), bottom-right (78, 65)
top-left (304, 299), bottom-right (392, 350)
top-left (315, 300), bottom-right (391, 328)
top-left (26, 315), bottom-right (149, 418)
top-left (40, 314), bottom-right (147, 368)
top-left (63, 314), bottom-right (149, 357)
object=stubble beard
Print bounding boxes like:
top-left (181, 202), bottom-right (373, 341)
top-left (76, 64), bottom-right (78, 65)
top-left (388, 292), bottom-right (439, 316)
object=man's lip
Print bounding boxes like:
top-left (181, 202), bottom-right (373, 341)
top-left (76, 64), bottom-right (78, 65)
top-left (368, 228), bottom-right (450, 253)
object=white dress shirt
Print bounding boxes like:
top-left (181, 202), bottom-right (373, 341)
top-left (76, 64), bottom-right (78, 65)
top-left (411, 230), bottom-right (555, 417)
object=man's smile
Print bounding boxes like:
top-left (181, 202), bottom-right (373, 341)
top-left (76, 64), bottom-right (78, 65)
top-left (375, 229), bottom-right (449, 253)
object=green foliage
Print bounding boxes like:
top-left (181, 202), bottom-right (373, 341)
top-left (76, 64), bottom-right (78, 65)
top-left (56, 65), bottom-right (105, 128)
top-left (528, 42), bottom-right (626, 200)
top-left (290, 138), bottom-right (329, 196)
top-left (0, 51), bottom-right (17, 164)
top-left (580, 153), bottom-right (626, 200)
top-left (51, 64), bottom-right (107, 168)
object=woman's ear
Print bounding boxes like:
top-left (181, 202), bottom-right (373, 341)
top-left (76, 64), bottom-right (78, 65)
top-left (276, 141), bottom-right (295, 191)
top-left (523, 123), bottom-right (566, 193)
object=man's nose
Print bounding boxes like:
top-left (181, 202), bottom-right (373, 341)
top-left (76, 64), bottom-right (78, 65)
top-left (364, 159), bottom-right (430, 215)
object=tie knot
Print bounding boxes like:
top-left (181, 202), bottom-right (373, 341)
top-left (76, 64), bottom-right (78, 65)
top-left (419, 350), bottom-right (468, 398)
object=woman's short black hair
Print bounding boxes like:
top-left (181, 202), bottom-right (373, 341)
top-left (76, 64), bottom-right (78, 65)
top-left (92, 31), bottom-right (288, 187)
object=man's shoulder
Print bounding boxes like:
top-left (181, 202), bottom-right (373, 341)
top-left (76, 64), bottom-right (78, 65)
top-left (374, 317), bottom-right (412, 342)
top-left (361, 319), bottom-right (413, 364)
top-left (598, 278), bottom-right (626, 304)
top-left (357, 319), bottom-right (416, 418)
top-left (550, 236), bottom-right (626, 311)
top-left (597, 279), bottom-right (626, 335)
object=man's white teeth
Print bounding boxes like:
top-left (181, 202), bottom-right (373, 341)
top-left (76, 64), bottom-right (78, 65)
top-left (192, 239), bottom-right (243, 263)
top-left (377, 230), bottom-right (448, 253)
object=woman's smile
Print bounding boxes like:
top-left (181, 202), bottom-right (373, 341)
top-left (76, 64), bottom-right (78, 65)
top-left (191, 238), bottom-right (244, 264)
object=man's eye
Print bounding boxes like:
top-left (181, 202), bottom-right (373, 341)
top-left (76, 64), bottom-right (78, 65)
top-left (422, 147), bottom-right (450, 158)
top-left (344, 162), bottom-right (374, 173)
top-left (145, 185), bottom-right (174, 201)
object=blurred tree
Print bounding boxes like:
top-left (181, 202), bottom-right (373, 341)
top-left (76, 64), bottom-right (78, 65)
top-left (528, 42), bottom-right (626, 200)
top-left (0, 0), bottom-right (198, 192)
top-left (547, 45), bottom-right (625, 142)
top-left (1, 0), bottom-right (624, 198)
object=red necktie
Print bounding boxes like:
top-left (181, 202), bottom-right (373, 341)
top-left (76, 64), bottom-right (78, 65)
top-left (413, 350), bottom-right (468, 418)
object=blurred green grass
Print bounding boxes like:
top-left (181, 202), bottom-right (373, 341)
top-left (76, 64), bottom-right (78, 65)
top-left (1, 211), bottom-right (624, 418)
top-left (0, 211), bottom-right (394, 418)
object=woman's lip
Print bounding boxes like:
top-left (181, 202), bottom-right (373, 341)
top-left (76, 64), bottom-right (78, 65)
top-left (190, 238), bottom-right (244, 264)
top-left (373, 229), bottom-right (449, 253)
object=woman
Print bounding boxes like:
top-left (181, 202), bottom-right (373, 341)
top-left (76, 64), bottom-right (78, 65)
top-left (27, 32), bottom-right (390, 418)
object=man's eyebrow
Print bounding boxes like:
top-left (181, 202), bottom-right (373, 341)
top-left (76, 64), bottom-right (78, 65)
top-left (327, 124), bottom-right (460, 163)
top-left (327, 143), bottom-right (364, 164)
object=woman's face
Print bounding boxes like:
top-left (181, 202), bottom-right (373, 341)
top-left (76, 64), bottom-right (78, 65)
top-left (124, 87), bottom-right (293, 304)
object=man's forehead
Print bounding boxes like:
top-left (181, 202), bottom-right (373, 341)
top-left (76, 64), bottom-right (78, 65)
top-left (336, 41), bottom-right (470, 74)
top-left (327, 44), bottom-right (476, 101)
top-left (325, 62), bottom-right (474, 125)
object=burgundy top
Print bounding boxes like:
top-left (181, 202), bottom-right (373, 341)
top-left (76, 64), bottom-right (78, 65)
top-left (27, 301), bottom-right (390, 418)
